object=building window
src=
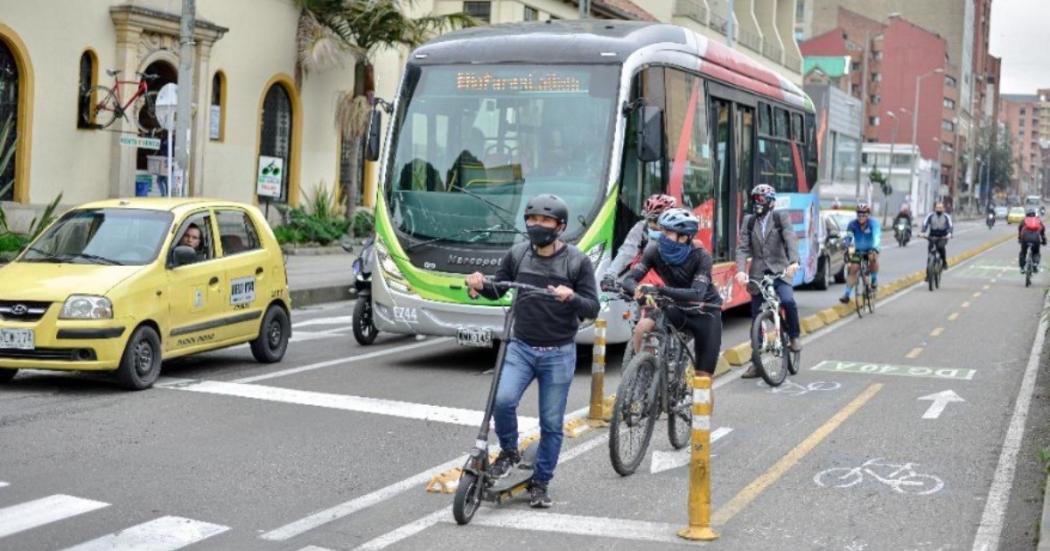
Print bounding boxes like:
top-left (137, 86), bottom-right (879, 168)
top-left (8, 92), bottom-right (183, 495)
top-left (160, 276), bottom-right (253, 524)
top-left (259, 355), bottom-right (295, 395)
top-left (945, 76), bottom-right (957, 87)
top-left (871, 72), bottom-right (881, 82)
top-left (1020, 107), bottom-right (1026, 115)
top-left (464, 1), bottom-right (491, 23)
top-left (1020, 117), bottom-right (1025, 127)
top-left (869, 116), bottom-right (880, 126)
top-left (796, 0), bottom-right (805, 19)
top-left (524, 5), bottom-right (539, 21)
top-left (209, 71), bottom-right (225, 141)
top-left (873, 51), bottom-right (883, 61)
top-left (943, 98), bottom-right (955, 110)
top-left (942, 120), bottom-right (955, 132)
top-left (870, 94), bottom-right (880, 104)
top-left (0, 39), bottom-right (18, 201)
top-left (259, 83), bottom-right (294, 202)
top-left (76, 50), bottom-right (97, 128)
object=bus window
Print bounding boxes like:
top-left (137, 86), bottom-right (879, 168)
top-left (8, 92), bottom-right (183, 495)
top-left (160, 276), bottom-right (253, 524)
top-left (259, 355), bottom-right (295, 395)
top-left (775, 108), bottom-right (791, 140)
top-left (791, 113), bottom-right (803, 143)
top-left (664, 69), bottom-right (714, 252)
top-left (804, 113), bottom-right (818, 190)
top-left (615, 68), bottom-right (665, 250)
top-left (758, 103), bottom-right (772, 135)
top-left (734, 105), bottom-right (755, 254)
top-left (708, 99), bottom-right (730, 259)
top-left (757, 138), bottom-right (797, 193)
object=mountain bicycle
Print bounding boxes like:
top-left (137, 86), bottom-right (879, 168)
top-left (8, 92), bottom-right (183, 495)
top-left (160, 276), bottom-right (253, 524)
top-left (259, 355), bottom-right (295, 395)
top-left (1024, 246), bottom-right (1036, 288)
top-left (748, 272), bottom-right (799, 387)
top-left (920, 235), bottom-right (947, 292)
top-left (608, 286), bottom-right (709, 476)
top-left (846, 248), bottom-right (875, 317)
top-left (81, 69), bottom-right (159, 133)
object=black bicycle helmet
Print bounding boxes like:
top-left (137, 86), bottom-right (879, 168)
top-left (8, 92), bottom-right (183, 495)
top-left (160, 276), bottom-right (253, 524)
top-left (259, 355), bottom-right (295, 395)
top-left (523, 194), bottom-right (569, 224)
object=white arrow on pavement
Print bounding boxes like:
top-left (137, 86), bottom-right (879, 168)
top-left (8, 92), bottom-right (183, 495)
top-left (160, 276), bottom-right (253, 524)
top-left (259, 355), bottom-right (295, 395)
top-left (650, 427), bottom-right (733, 474)
top-left (918, 390), bottom-right (964, 419)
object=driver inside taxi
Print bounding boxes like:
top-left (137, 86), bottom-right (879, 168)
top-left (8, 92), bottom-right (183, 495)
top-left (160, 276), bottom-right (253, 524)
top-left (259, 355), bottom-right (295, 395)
top-left (178, 223), bottom-right (205, 262)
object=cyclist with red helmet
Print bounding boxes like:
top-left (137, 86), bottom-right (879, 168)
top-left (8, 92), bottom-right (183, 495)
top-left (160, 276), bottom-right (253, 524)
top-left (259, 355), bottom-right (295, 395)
top-left (621, 208), bottom-right (724, 378)
top-left (735, 184), bottom-right (802, 376)
top-left (602, 194), bottom-right (677, 288)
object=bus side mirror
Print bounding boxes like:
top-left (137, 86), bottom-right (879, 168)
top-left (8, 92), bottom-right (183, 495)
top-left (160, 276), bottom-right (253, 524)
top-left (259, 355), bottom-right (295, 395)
top-left (636, 105), bottom-right (664, 163)
top-left (365, 109), bottom-right (382, 162)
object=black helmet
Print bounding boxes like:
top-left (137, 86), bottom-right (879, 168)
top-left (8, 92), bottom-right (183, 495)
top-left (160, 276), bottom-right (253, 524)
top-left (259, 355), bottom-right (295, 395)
top-left (1027, 207), bottom-right (1037, 217)
top-left (524, 194), bottom-right (569, 224)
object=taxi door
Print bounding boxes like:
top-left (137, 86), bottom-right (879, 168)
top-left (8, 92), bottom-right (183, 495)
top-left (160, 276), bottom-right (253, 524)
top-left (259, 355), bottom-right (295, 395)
top-left (213, 208), bottom-right (270, 342)
top-left (165, 210), bottom-right (227, 354)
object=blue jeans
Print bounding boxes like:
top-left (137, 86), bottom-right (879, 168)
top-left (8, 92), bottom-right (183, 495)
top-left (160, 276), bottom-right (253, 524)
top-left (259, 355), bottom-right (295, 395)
top-left (493, 340), bottom-right (576, 483)
top-left (749, 278), bottom-right (800, 338)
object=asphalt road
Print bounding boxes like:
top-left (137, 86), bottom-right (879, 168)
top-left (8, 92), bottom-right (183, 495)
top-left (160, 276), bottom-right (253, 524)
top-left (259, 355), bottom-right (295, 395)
top-left (1, 220), bottom-right (1047, 551)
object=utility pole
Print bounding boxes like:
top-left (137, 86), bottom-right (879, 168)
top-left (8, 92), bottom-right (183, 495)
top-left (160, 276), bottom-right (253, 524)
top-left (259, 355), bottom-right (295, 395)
top-left (175, 0), bottom-right (195, 197)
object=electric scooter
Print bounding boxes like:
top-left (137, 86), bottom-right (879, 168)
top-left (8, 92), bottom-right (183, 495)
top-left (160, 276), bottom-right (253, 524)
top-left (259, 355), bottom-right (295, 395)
top-left (451, 278), bottom-right (544, 525)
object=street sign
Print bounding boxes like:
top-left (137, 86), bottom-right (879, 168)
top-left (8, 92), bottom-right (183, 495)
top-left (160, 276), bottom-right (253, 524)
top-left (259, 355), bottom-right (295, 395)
top-left (119, 135), bottom-right (161, 150)
top-left (257, 156), bottom-right (283, 198)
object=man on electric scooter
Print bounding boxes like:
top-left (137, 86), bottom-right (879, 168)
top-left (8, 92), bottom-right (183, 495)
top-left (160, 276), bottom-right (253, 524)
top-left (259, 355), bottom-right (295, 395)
top-left (465, 194), bottom-right (600, 508)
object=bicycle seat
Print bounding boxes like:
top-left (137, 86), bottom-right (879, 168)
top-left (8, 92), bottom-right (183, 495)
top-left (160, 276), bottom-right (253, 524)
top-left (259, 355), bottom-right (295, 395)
top-left (106, 69), bottom-right (121, 77)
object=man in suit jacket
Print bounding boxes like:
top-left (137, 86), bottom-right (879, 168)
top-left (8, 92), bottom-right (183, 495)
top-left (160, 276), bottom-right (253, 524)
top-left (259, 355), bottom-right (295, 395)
top-left (734, 184), bottom-right (802, 378)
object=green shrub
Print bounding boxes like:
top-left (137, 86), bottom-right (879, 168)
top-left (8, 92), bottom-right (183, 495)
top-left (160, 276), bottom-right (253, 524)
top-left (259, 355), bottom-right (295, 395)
top-left (352, 208), bottom-right (374, 237)
top-left (272, 183), bottom-right (350, 246)
top-left (0, 232), bottom-right (27, 254)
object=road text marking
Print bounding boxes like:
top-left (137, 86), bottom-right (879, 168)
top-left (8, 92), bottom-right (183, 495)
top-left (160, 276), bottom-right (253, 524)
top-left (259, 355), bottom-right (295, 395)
top-left (711, 384), bottom-right (882, 525)
top-left (918, 390), bottom-right (964, 419)
top-left (811, 361), bottom-right (975, 381)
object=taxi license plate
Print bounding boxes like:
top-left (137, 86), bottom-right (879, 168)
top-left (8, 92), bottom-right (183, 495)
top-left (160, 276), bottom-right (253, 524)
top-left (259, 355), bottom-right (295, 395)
top-left (0, 328), bottom-right (34, 350)
top-left (457, 327), bottom-right (492, 348)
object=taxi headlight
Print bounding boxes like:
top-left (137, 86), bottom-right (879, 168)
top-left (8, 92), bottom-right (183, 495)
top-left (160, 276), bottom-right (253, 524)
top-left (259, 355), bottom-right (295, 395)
top-left (60, 295), bottom-right (113, 320)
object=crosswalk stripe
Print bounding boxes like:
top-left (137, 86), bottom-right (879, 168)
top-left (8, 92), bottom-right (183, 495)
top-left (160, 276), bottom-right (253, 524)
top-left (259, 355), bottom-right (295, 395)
top-left (62, 516), bottom-right (229, 551)
top-left (0, 495), bottom-right (109, 539)
top-left (0, 482), bottom-right (7, 489)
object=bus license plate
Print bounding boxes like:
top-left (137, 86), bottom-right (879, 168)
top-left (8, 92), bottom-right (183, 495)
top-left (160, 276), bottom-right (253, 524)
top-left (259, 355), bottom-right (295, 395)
top-left (457, 327), bottom-right (492, 348)
top-left (0, 328), bottom-right (34, 350)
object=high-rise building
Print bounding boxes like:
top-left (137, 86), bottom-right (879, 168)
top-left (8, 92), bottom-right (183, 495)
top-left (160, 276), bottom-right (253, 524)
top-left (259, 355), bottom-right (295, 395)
top-left (999, 94), bottom-right (1042, 196)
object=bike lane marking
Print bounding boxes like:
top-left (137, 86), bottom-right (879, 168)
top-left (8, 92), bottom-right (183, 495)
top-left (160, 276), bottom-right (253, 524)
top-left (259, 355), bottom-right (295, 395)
top-left (811, 361), bottom-right (976, 381)
top-left (905, 347), bottom-right (924, 359)
top-left (710, 383), bottom-right (883, 526)
top-left (930, 327), bottom-right (945, 337)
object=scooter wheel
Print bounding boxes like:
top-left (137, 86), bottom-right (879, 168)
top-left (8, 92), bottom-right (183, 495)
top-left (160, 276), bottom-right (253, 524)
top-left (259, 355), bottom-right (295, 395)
top-left (453, 472), bottom-right (481, 525)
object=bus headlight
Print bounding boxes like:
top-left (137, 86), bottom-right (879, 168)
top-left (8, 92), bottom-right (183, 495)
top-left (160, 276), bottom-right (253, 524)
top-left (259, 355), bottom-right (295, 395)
top-left (375, 240), bottom-right (414, 295)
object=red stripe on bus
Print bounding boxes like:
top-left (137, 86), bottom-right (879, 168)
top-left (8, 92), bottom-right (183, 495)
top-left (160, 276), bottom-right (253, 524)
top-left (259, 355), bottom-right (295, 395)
top-left (792, 142), bottom-right (808, 193)
top-left (668, 79), bottom-right (701, 199)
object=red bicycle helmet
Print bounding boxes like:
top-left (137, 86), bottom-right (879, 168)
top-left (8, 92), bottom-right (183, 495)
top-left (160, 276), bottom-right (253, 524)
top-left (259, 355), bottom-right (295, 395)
top-left (643, 194), bottom-right (677, 219)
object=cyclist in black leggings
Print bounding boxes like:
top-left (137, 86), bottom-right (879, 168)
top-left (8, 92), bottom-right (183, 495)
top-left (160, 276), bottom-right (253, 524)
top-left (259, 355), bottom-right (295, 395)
top-left (621, 208), bottom-right (723, 379)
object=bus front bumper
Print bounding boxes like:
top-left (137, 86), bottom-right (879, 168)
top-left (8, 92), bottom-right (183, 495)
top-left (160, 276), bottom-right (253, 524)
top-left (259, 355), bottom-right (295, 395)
top-left (371, 273), bottom-right (634, 345)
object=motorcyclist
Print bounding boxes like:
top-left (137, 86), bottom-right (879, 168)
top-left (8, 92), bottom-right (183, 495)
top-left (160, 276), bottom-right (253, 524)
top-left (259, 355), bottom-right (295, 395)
top-left (601, 194), bottom-right (677, 288)
top-left (465, 194), bottom-right (599, 509)
top-left (892, 204), bottom-right (913, 240)
top-left (1019, 208), bottom-right (1047, 274)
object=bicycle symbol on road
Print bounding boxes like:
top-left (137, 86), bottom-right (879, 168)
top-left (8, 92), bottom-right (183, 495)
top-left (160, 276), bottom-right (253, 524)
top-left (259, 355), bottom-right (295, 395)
top-left (755, 379), bottom-right (841, 396)
top-left (814, 458), bottom-right (944, 495)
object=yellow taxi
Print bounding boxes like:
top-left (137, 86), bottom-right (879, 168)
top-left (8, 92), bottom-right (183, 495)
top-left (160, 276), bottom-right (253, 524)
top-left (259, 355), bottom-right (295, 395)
top-left (1007, 206), bottom-right (1027, 224)
top-left (0, 198), bottom-right (292, 389)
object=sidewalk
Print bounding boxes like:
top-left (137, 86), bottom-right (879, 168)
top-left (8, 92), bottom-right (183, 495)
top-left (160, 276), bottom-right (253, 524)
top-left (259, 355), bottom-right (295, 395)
top-left (286, 252), bottom-right (356, 308)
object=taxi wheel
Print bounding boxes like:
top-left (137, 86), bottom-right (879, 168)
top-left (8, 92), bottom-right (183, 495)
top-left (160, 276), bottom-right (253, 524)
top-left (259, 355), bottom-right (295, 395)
top-left (0, 368), bottom-right (17, 383)
top-left (251, 306), bottom-right (290, 363)
top-left (116, 326), bottom-right (162, 390)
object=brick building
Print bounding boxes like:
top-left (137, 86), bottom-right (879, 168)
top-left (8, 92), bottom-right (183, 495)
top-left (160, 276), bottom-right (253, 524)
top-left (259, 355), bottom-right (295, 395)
top-left (999, 94), bottom-right (1041, 196)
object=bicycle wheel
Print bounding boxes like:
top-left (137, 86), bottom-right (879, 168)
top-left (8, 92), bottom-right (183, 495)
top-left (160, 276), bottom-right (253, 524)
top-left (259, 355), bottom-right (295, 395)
top-left (783, 322), bottom-right (800, 375)
top-left (750, 310), bottom-right (787, 386)
top-left (1026, 258), bottom-right (1033, 287)
top-left (667, 340), bottom-right (693, 450)
top-left (934, 259), bottom-right (942, 289)
top-left (854, 277), bottom-right (865, 318)
top-left (83, 85), bottom-right (119, 129)
top-left (866, 284), bottom-right (875, 314)
top-left (927, 256), bottom-right (936, 292)
top-left (814, 467), bottom-right (864, 489)
top-left (609, 351), bottom-right (660, 476)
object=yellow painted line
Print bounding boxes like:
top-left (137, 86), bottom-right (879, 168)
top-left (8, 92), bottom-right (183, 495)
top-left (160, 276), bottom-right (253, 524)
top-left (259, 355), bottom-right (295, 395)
top-left (961, 301), bottom-right (971, 308)
top-left (973, 292), bottom-right (982, 298)
top-left (905, 347), bottom-right (924, 359)
top-left (948, 312), bottom-right (960, 321)
top-left (930, 327), bottom-right (944, 337)
top-left (711, 384), bottom-right (883, 526)
top-left (983, 284), bottom-right (991, 290)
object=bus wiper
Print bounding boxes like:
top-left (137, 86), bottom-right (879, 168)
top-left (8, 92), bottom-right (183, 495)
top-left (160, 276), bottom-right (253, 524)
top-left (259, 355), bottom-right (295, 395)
top-left (446, 184), bottom-right (521, 232)
top-left (405, 225), bottom-right (518, 251)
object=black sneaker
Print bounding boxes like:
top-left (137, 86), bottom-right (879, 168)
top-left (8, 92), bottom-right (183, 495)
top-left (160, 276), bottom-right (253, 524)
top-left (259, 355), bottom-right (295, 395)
top-left (488, 449), bottom-right (520, 479)
top-left (529, 480), bottom-right (552, 508)
top-left (838, 294), bottom-right (850, 304)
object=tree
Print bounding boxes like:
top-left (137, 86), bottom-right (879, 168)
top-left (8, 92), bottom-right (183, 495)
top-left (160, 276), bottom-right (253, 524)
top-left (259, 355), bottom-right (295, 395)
top-left (977, 124), bottom-right (1015, 203)
top-left (868, 166), bottom-right (891, 224)
top-left (295, 0), bottom-right (475, 233)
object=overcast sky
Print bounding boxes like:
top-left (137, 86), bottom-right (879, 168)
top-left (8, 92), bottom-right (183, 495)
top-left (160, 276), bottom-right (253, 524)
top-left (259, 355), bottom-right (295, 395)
top-left (990, 0), bottom-right (1049, 94)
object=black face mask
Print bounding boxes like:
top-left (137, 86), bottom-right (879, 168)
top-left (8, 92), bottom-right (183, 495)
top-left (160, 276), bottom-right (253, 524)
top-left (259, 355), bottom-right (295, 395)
top-left (526, 225), bottom-right (560, 247)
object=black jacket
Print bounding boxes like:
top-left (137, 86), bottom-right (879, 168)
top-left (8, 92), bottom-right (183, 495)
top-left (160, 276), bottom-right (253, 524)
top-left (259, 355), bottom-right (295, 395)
top-left (622, 243), bottom-right (723, 310)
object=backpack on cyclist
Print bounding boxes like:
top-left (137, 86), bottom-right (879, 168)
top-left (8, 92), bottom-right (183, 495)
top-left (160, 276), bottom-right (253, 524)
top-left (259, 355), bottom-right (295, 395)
top-left (1023, 216), bottom-right (1042, 232)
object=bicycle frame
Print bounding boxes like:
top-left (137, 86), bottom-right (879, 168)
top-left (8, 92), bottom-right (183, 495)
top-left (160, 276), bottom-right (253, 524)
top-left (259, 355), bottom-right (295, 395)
top-left (748, 275), bottom-right (784, 353)
top-left (637, 295), bottom-right (697, 413)
top-left (100, 72), bottom-right (151, 115)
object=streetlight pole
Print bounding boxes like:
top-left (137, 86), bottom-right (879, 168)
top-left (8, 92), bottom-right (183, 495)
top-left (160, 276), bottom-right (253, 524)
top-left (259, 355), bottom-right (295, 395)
top-left (175, 0), bottom-right (196, 197)
top-left (884, 111), bottom-right (901, 227)
top-left (908, 68), bottom-right (945, 211)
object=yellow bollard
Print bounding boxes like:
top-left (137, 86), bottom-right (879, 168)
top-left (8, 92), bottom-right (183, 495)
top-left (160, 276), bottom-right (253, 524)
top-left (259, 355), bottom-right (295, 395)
top-left (588, 318), bottom-right (608, 425)
top-left (678, 376), bottom-right (719, 541)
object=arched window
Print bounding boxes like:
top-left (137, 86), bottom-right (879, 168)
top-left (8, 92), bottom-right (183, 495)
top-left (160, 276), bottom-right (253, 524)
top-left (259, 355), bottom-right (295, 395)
top-left (259, 83), bottom-right (293, 202)
top-left (210, 71), bottom-right (225, 141)
top-left (76, 50), bottom-right (97, 128)
top-left (0, 39), bottom-right (18, 201)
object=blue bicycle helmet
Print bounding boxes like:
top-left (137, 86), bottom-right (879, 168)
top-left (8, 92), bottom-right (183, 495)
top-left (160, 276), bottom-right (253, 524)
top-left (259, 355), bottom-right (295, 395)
top-left (657, 208), bottom-right (700, 237)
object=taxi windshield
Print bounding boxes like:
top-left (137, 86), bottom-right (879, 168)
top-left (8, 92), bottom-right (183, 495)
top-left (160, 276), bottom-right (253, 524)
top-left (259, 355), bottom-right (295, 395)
top-left (21, 208), bottom-right (174, 266)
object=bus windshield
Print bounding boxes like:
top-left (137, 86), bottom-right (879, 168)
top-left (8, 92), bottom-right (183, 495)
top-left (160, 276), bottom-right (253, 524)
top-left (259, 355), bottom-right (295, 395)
top-left (384, 64), bottom-right (620, 246)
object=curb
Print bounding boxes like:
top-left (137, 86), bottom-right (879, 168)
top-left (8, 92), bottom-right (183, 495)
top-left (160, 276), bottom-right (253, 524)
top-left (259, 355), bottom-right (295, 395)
top-left (289, 285), bottom-right (356, 308)
top-left (1041, 473), bottom-right (1050, 551)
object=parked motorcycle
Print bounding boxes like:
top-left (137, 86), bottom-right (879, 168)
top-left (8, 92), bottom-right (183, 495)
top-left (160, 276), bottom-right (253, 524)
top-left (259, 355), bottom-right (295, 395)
top-left (343, 236), bottom-right (378, 345)
top-left (894, 221), bottom-right (911, 247)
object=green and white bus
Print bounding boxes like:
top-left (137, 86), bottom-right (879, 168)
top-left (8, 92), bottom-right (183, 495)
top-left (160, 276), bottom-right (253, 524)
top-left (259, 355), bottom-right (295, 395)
top-left (365, 20), bottom-right (818, 346)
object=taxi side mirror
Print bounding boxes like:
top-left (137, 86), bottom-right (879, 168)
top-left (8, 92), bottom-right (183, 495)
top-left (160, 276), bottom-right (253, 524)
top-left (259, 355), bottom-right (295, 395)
top-left (171, 245), bottom-right (198, 267)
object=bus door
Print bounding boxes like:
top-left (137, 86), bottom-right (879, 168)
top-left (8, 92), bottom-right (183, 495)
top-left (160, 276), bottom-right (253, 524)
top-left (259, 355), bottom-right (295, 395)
top-left (707, 89), bottom-right (756, 264)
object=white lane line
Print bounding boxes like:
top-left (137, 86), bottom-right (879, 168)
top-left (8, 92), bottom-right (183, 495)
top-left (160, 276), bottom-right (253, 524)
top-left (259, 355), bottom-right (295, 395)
top-left (0, 482), bottom-right (7, 489)
top-left (62, 516), bottom-right (229, 551)
top-left (157, 379), bottom-right (536, 429)
top-left (972, 290), bottom-right (1050, 551)
top-left (293, 316), bottom-right (354, 329)
top-left (297, 547), bottom-right (339, 551)
top-left (354, 433), bottom-right (614, 551)
top-left (232, 337), bottom-right (452, 384)
top-left (451, 510), bottom-right (689, 546)
top-left (0, 495), bottom-right (109, 539)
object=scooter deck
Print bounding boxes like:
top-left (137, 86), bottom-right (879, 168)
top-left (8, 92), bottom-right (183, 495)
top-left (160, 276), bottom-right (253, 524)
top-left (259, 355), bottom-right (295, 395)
top-left (484, 467), bottom-right (534, 504)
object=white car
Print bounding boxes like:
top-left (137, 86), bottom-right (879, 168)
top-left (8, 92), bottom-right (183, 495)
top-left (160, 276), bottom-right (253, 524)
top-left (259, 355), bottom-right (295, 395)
top-left (994, 205), bottom-right (1008, 220)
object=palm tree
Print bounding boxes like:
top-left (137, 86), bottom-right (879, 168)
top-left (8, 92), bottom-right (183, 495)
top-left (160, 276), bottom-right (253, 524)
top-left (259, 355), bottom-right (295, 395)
top-left (295, 0), bottom-right (475, 231)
